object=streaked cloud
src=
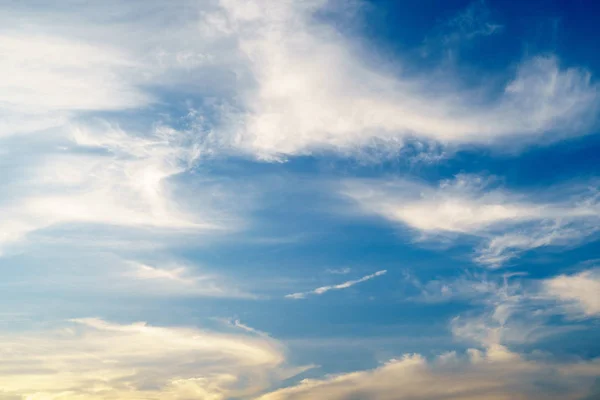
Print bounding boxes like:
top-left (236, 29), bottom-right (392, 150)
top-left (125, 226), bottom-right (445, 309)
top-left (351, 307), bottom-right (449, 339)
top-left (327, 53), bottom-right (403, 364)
top-left (422, 0), bottom-right (504, 59)
top-left (210, 0), bottom-right (598, 160)
top-left (286, 270), bottom-right (387, 299)
top-left (119, 261), bottom-right (255, 299)
top-left (325, 268), bottom-right (352, 275)
top-left (0, 318), bottom-right (305, 400)
top-left (342, 175), bottom-right (600, 266)
top-left (0, 122), bottom-right (229, 254)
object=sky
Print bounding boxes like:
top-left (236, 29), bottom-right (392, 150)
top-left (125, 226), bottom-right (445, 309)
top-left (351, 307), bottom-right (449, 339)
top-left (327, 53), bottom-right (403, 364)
top-left (0, 0), bottom-right (599, 399)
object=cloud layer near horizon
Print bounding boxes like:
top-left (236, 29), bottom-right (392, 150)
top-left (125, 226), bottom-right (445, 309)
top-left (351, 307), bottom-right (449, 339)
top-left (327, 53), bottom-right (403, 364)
top-left (257, 347), bottom-right (600, 400)
top-left (0, 318), bottom-right (301, 400)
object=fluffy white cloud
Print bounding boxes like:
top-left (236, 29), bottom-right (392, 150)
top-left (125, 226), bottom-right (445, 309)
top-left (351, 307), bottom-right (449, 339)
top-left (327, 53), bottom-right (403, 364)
top-left (0, 318), bottom-right (305, 400)
top-left (544, 268), bottom-right (600, 317)
top-left (341, 175), bottom-right (600, 266)
top-left (257, 346), bottom-right (600, 400)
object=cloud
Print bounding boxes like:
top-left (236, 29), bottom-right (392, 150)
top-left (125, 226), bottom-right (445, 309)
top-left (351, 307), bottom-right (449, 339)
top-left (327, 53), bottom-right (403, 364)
top-left (266, 268), bottom-right (600, 399)
top-left (0, 249), bottom-right (255, 299)
top-left (0, 318), bottom-right (307, 400)
top-left (341, 175), bottom-right (600, 266)
top-left (2, 0), bottom-right (598, 159)
top-left (422, 0), bottom-right (504, 59)
top-left (442, 269), bottom-right (597, 350)
top-left (0, 34), bottom-right (149, 113)
top-left (443, 0), bottom-right (504, 41)
top-left (220, 318), bottom-right (272, 337)
top-left (201, 0), bottom-right (598, 160)
top-left (0, 32), bottom-right (151, 138)
top-left (543, 268), bottom-right (600, 317)
top-left (285, 270), bottom-right (386, 299)
top-left (118, 261), bottom-right (255, 299)
top-left (402, 270), bottom-right (516, 303)
top-left (257, 347), bottom-right (600, 400)
top-left (403, 266), bottom-right (596, 348)
top-left (326, 268), bottom-right (352, 275)
top-left (0, 121), bottom-right (237, 254)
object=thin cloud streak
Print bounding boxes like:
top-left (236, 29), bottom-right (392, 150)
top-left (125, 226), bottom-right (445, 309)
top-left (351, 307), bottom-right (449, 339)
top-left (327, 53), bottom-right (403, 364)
top-left (285, 270), bottom-right (387, 299)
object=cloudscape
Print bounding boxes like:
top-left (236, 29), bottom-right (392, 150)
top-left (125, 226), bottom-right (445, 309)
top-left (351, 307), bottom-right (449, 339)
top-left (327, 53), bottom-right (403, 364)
top-left (1, 0), bottom-right (599, 399)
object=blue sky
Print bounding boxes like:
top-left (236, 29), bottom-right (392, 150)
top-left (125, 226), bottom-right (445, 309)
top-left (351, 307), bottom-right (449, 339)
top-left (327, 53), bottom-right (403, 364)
top-left (1, 0), bottom-right (599, 399)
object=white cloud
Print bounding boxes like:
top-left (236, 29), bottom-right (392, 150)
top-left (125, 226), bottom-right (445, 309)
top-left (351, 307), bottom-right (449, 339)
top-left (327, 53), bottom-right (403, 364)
top-left (265, 268), bottom-right (600, 400)
top-left (342, 175), bottom-right (600, 266)
top-left (220, 318), bottom-right (272, 337)
top-left (1, 0), bottom-right (598, 156)
top-left (204, 0), bottom-right (599, 160)
top-left (0, 122), bottom-right (236, 254)
top-left (118, 261), bottom-right (254, 299)
top-left (443, 270), bottom-right (594, 349)
top-left (286, 270), bottom-right (386, 299)
top-left (543, 268), bottom-right (600, 317)
top-left (257, 347), bottom-right (600, 400)
top-left (0, 0), bottom-right (262, 254)
top-left (0, 318), bottom-right (306, 400)
top-left (403, 270), bottom-right (512, 303)
top-left (0, 34), bottom-right (149, 113)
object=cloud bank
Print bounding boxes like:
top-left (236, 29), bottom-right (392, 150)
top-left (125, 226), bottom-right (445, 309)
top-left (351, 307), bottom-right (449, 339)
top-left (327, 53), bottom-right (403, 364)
top-left (258, 347), bottom-right (600, 400)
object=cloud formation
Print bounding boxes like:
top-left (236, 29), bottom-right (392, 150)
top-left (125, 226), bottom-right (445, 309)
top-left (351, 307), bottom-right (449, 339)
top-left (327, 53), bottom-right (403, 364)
top-left (0, 318), bottom-right (302, 400)
top-left (286, 270), bottom-right (387, 299)
top-left (2, 0), bottom-right (598, 159)
top-left (258, 347), bottom-right (600, 400)
top-left (544, 268), bottom-right (600, 317)
top-left (118, 261), bottom-right (254, 298)
top-left (342, 175), bottom-right (600, 266)
top-left (205, 0), bottom-right (598, 160)
top-left (0, 122), bottom-right (232, 254)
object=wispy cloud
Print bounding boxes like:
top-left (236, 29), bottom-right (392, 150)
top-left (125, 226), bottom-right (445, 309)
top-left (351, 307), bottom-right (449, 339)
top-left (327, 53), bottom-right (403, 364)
top-left (270, 267), bottom-right (600, 399)
top-left (543, 268), bottom-right (600, 317)
top-left (342, 175), bottom-right (600, 267)
top-left (0, 117), bottom-right (255, 257)
top-left (443, 0), bottom-right (504, 41)
top-left (204, 0), bottom-right (598, 160)
top-left (285, 270), bottom-right (387, 299)
top-left (0, 318), bottom-right (306, 400)
top-left (258, 348), bottom-right (600, 400)
top-left (120, 261), bottom-right (255, 299)
top-left (1, 0), bottom-right (598, 159)
top-left (422, 0), bottom-right (504, 59)
top-left (326, 267), bottom-right (352, 275)
top-left (220, 318), bottom-right (271, 337)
